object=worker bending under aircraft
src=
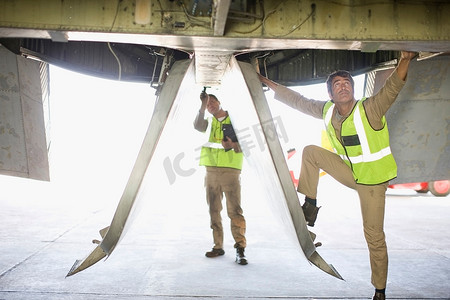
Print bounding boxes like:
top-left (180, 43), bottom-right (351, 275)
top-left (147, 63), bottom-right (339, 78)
top-left (194, 91), bottom-right (248, 265)
top-left (258, 51), bottom-right (416, 300)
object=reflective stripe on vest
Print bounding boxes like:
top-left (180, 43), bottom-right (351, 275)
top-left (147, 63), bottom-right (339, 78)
top-left (201, 142), bottom-right (223, 149)
top-left (351, 105), bottom-right (392, 163)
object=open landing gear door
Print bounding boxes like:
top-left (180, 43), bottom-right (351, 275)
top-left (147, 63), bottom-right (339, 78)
top-left (0, 45), bottom-right (50, 181)
top-left (67, 59), bottom-right (193, 276)
top-left (219, 58), bottom-right (343, 280)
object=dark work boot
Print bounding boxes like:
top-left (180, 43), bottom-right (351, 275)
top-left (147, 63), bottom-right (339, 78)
top-left (373, 292), bottom-right (386, 300)
top-left (205, 248), bottom-right (225, 258)
top-left (235, 247), bottom-right (248, 265)
top-left (302, 201), bottom-right (320, 227)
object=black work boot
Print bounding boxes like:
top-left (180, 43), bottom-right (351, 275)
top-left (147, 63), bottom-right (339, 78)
top-left (302, 201), bottom-right (320, 227)
top-left (205, 248), bottom-right (225, 258)
top-left (373, 292), bottom-right (386, 300)
top-left (235, 247), bottom-right (248, 265)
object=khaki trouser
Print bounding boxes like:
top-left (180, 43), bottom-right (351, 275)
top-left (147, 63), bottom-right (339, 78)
top-left (298, 145), bottom-right (388, 289)
top-left (205, 167), bottom-right (246, 249)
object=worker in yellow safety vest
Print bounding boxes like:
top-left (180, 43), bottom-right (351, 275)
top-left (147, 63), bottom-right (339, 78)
top-left (258, 51), bottom-right (416, 300)
top-left (194, 91), bottom-right (247, 265)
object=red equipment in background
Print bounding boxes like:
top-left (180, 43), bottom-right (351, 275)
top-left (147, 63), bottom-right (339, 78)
top-left (389, 180), bottom-right (450, 197)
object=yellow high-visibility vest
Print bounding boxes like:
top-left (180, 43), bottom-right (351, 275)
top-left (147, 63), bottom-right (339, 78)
top-left (199, 115), bottom-right (243, 170)
top-left (323, 99), bottom-right (397, 184)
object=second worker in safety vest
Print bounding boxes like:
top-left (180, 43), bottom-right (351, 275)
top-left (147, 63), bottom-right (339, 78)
top-left (194, 91), bottom-right (248, 265)
top-left (258, 51), bottom-right (416, 300)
